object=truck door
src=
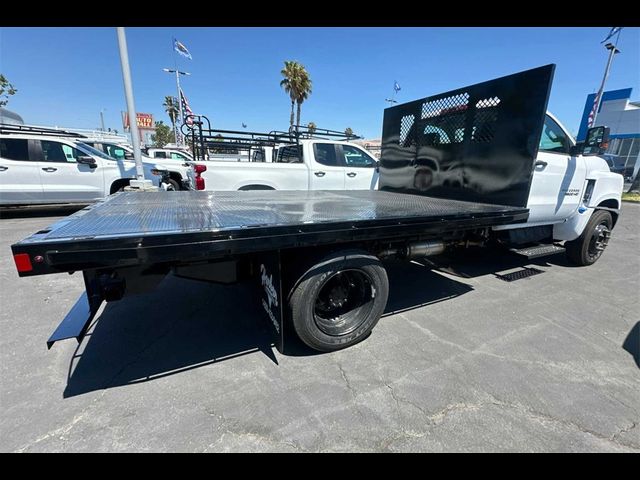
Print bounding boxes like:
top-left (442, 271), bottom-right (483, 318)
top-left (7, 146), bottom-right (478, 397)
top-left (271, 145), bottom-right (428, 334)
top-left (310, 142), bottom-right (345, 189)
top-left (526, 115), bottom-right (586, 223)
top-left (0, 138), bottom-right (44, 204)
top-left (37, 140), bottom-right (105, 203)
top-left (339, 144), bottom-right (379, 190)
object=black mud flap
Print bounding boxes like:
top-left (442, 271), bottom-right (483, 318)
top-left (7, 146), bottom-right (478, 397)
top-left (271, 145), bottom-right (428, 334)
top-left (47, 271), bottom-right (104, 349)
top-left (256, 250), bottom-right (285, 353)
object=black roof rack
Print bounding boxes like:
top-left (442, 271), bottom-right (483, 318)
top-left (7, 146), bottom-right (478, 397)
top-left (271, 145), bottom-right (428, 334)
top-left (0, 124), bottom-right (87, 138)
top-left (180, 115), bottom-right (362, 161)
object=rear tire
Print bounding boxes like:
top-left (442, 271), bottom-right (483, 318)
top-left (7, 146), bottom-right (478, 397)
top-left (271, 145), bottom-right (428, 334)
top-left (166, 178), bottom-right (180, 191)
top-left (565, 210), bottom-right (612, 266)
top-left (289, 250), bottom-right (388, 352)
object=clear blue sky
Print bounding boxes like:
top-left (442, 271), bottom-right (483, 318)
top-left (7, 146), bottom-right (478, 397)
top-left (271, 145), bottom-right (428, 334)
top-left (1, 27), bottom-right (638, 139)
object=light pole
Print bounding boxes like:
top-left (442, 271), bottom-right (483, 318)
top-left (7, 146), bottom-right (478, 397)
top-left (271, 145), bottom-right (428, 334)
top-left (116, 27), bottom-right (152, 190)
top-left (163, 68), bottom-right (191, 146)
top-left (590, 42), bottom-right (621, 128)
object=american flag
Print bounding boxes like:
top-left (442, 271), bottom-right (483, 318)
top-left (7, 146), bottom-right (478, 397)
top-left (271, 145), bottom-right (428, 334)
top-left (587, 91), bottom-right (601, 128)
top-left (180, 87), bottom-right (194, 125)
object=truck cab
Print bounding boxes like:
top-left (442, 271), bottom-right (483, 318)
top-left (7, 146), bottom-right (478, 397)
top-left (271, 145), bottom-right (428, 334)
top-left (495, 112), bottom-right (623, 243)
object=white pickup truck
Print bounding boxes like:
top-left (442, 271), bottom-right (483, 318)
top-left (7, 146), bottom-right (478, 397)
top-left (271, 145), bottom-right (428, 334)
top-left (188, 139), bottom-right (380, 191)
top-left (0, 125), bottom-right (167, 205)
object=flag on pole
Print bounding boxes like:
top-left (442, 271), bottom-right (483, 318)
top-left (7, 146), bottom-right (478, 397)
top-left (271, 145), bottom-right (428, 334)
top-left (587, 91), bottom-right (601, 128)
top-left (179, 87), bottom-right (194, 125)
top-left (393, 81), bottom-right (401, 93)
top-left (601, 27), bottom-right (622, 43)
top-left (174, 38), bottom-right (192, 59)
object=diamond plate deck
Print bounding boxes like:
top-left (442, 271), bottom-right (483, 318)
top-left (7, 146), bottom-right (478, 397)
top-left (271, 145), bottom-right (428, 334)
top-left (26, 190), bottom-right (528, 242)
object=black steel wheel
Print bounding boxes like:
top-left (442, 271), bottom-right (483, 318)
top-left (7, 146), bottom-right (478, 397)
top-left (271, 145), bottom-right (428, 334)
top-left (565, 210), bottom-right (613, 266)
top-left (289, 250), bottom-right (389, 352)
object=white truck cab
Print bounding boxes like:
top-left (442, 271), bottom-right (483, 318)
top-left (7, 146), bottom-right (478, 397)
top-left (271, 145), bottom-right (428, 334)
top-left (493, 112), bottom-right (623, 251)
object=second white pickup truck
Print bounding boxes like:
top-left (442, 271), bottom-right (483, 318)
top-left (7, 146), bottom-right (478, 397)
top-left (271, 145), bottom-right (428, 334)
top-left (188, 138), bottom-right (380, 191)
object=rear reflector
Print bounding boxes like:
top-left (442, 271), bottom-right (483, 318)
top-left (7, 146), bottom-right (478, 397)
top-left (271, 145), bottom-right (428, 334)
top-left (14, 253), bottom-right (33, 273)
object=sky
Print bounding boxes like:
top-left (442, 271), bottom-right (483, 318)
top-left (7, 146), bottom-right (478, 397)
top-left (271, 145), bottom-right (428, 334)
top-left (1, 27), bottom-right (638, 139)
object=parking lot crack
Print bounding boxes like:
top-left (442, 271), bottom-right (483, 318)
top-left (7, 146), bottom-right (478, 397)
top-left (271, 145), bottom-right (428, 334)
top-left (485, 393), bottom-right (640, 450)
top-left (612, 422), bottom-right (637, 444)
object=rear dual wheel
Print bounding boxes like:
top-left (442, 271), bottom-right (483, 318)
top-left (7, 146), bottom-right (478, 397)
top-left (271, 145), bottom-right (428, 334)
top-left (289, 250), bottom-right (389, 352)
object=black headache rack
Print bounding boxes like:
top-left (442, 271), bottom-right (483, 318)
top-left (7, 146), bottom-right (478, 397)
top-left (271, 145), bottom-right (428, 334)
top-left (0, 124), bottom-right (88, 138)
top-left (180, 116), bottom-right (362, 161)
top-left (379, 64), bottom-right (555, 208)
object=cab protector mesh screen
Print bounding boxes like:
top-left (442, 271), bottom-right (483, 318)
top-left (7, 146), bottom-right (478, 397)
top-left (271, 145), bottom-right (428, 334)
top-left (380, 65), bottom-right (555, 207)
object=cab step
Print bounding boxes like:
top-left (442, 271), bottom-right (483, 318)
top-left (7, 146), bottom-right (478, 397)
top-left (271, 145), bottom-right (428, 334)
top-left (510, 243), bottom-right (566, 260)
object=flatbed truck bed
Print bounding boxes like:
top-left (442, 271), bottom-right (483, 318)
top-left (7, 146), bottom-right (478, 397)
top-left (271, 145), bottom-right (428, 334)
top-left (12, 190), bottom-right (528, 276)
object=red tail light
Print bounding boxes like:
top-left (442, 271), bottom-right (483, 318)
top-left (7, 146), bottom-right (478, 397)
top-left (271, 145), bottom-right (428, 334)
top-left (193, 164), bottom-right (206, 190)
top-left (13, 253), bottom-right (33, 273)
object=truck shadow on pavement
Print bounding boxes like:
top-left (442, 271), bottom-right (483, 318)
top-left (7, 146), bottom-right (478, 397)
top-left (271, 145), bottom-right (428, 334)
top-left (63, 259), bottom-right (478, 397)
top-left (63, 249), bottom-right (563, 398)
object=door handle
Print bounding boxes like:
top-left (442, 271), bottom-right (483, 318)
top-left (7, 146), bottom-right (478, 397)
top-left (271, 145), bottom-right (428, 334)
top-left (42, 167), bottom-right (58, 172)
top-left (535, 160), bottom-right (548, 168)
top-left (346, 172), bottom-right (357, 177)
top-left (0, 166), bottom-right (7, 171)
top-left (314, 171), bottom-right (326, 177)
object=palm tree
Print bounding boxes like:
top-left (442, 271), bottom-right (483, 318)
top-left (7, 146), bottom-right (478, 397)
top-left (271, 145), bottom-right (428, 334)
top-left (307, 122), bottom-right (317, 135)
top-left (344, 127), bottom-right (354, 138)
top-left (280, 61), bottom-right (313, 131)
top-left (280, 61), bottom-right (300, 128)
top-left (295, 68), bottom-right (312, 130)
top-left (163, 96), bottom-right (179, 133)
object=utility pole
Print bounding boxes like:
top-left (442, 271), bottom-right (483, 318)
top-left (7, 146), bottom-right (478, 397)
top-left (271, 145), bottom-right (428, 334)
top-left (163, 68), bottom-right (191, 146)
top-left (116, 27), bottom-right (153, 190)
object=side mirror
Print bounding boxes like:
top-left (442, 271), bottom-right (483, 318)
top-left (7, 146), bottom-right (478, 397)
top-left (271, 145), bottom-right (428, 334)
top-left (77, 156), bottom-right (98, 169)
top-left (582, 126), bottom-right (610, 156)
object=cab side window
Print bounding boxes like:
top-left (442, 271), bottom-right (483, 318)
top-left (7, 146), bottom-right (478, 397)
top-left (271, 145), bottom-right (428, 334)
top-left (41, 140), bottom-right (81, 163)
top-left (0, 138), bottom-right (30, 161)
top-left (342, 145), bottom-right (376, 167)
top-left (105, 145), bottom-right (127, 160)
top-left (313, 143), bottom-right (339, 167)
top-left (539, 116), bottom-right (571, 154)
top-left (276, 145), bottom-right (303, 163)
top-left (154, 151), bottom-right (167, 159)
top-left (170, 152), bottom-right (187, 160)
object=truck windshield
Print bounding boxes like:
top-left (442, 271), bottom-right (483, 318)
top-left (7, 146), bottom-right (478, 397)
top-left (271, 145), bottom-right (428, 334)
top-left (76, 142), bottom-right (117, 161)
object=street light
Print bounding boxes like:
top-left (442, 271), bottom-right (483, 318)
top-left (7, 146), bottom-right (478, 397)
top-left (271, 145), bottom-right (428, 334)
top-left (163, 68), bottom-right (191, 146)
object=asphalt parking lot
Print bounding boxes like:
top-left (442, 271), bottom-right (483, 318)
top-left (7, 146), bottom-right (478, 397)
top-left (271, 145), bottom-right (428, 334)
top-left (1, 204), bottom-right (638, 452)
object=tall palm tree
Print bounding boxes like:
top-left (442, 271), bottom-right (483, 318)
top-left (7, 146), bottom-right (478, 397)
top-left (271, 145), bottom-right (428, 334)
top-left (295, 68), bottom-right (312, 130)
top-left (163, 95), bottom-right (179, 133)
top-left (280, 61), bottom-right (300, 128)
top-left (280, 61), bottom-right (313, 131)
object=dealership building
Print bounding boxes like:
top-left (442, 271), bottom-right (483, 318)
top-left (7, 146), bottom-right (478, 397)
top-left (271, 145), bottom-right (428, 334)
top-left (577, 88), bottom-right (640, 181)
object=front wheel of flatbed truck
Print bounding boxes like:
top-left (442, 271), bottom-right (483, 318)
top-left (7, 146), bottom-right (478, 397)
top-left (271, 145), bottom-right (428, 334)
top-left (565, 210), bottom-right (613, 266)
top-left (289, 250), bottom-right (389, 352)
